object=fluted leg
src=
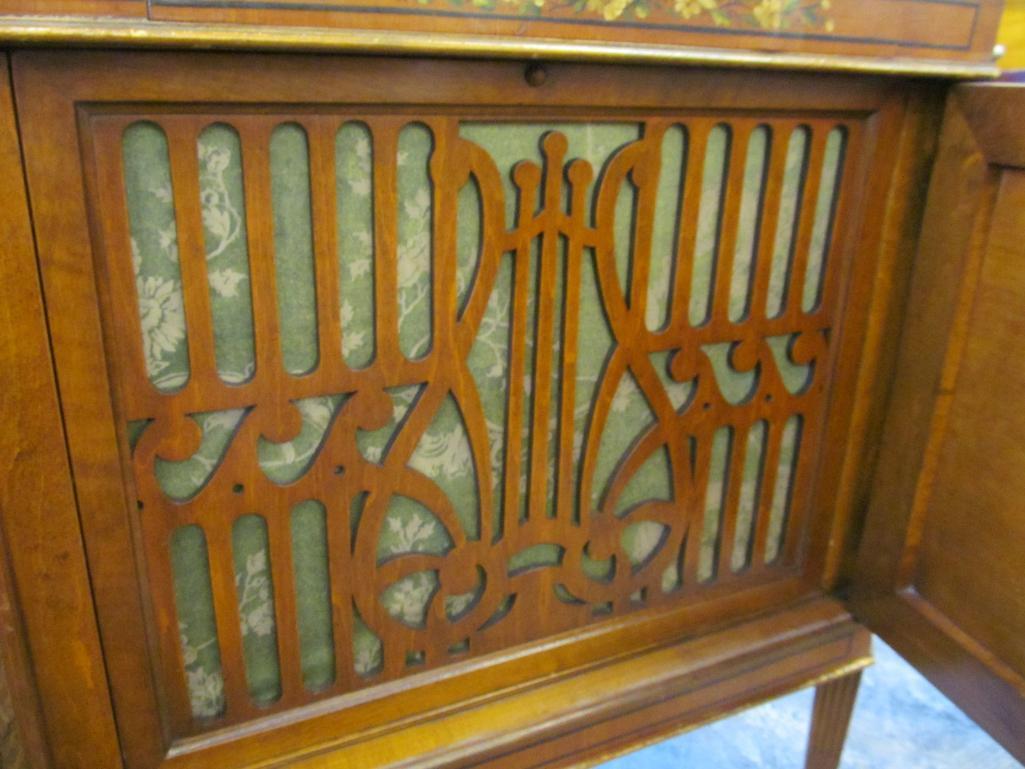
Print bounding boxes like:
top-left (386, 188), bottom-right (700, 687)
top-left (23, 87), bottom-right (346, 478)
top-left (804, 670), bottom-right (862, 769)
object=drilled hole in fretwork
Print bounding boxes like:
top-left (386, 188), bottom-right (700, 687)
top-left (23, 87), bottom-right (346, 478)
top-left (448, 639), bottom-right (470, 656)
top-left (335, 121), bottom-right (375, 370)
top-left (257, 395), bottom-right (348, 485)
top-left (233, 483), bottom-right (244, 494)
top-left (689, 123), bottom-right (730, 327)
top-left (731, 421), bottom-right (768, 573)
top-left (703, 342), bottom-right (758, 405)
top-left (698, 425), bottom-right (733, 583)
top-left (290, 500), bottom-right (335, 691)
top-left (122, 122), bottom-right (191, 394)
top-left (333, 465), bottom-right (344, 476)
top-left (728, 125), bottom-right (771, 323)
top-left (155, 408), bottom-right (249, 502)
top-left (803, 127), bottom-right (848, 314)
top-left (767, 126), bottom-right (810, 319)
top-left (171, 524), bottom-right (225, 720)
top-left (198, 123), bottom-right (256, 386)
top-left (397, 122), bottom-right (435, 361)
top-left (231, 513), bottom-right (282, 707)
top-left (270, 123), bottom-right (319, 377)
top-left (405, 651), bottom-right (426, 668)
top-left (646, 124), bottom-right (688, 333)
top-left (765, 415), bottom-right (803, 565)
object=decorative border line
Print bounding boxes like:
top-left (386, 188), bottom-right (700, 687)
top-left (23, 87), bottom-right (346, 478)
top-left (0, 16), bottom-right (999, 79)
top-left (151, 0), bottom-right (979, 52)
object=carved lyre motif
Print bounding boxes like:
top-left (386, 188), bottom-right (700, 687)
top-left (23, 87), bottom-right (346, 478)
top-left (93, 112), bottom-right (848, 731)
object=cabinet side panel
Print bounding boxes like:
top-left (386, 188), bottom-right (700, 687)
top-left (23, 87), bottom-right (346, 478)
top-left (0, 56), bottom-right (123, 769)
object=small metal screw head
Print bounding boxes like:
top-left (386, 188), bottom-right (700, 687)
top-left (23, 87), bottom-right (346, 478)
top-left (994, 43), bottom-right (1007, 58)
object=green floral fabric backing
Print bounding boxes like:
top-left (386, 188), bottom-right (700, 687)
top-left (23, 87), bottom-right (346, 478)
top-left (122, 119), bottom-right (843, 719)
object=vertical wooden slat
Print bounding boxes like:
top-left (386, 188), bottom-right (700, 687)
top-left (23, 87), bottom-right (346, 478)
top-left (239, 120), bottom-right (284, 380)
top-left (504, 162), bottom-right (539, 529)
top-left (527, 134), bottom-right (564, 523)
top-left (785, 128), bottom-right (829, 321)
top-left (747, 121), bottom-right (795, 323)
top-left (715, 422), bottom-right (749, 581)
top-left (166, 118), bottom-right (220, 389)
top-left (206, 520), bottom-right (256, 722)
top-left (556, 159), bottom-right (591, 522)
top-left (307, 117), bottom-right (344, 373)
top-left (371, 119), bottom-right (401, 364)
top-left (751, 418), bottom-right (784, 570)
top-left (266, 510), bottom-right (304, 705)
top-left (711, 122), bottom-right (754, 326)
top-left (670, 121), bottom-right (708, 332)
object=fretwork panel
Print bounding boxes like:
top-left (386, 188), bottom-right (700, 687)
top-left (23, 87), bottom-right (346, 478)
top-left (91, 111), bottom-right (852, 734)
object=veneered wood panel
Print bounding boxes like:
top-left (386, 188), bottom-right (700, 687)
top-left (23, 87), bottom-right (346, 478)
top-left (0, 0), bottom-right (143, 14)
top-left (12, 50), bottom-right (911, 769)
top-left (0, 1), bottom-right (1003, 77)
top-left (0, 55), bottom-right (123, 769)
top-left (854, 82), bottom-right (1025, 765)
top-left (912, 170), bottom-right (1025, 677)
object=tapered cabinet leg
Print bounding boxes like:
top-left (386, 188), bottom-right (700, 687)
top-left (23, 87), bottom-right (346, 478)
top-left (804, 670), bottom-right (862, 769)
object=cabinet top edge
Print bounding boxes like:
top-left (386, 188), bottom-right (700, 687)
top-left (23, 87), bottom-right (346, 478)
top-left (0, 15), bottom-right (1001, 80)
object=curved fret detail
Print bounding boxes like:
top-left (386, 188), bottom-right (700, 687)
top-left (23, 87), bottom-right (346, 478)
top-left (97, 111), bottom-right (855, 733)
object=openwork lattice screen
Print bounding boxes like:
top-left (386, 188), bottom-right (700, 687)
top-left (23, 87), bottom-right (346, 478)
top-left (91, 111), bottom-right (852, 733)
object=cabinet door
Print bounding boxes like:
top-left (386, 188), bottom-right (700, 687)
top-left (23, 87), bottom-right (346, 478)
top-left (14, 50), bottom-right (913, 769)
top-left (854, 82), bottom-right (1025, 765)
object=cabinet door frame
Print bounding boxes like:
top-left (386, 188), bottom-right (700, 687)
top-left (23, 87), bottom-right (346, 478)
top-left (13, 49), bottom-right (919, 769)
top-left (853, 82), bottom-right (1025, 766)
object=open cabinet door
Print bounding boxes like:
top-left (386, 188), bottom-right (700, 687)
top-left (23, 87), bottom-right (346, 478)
top-left (853, 81), bottom-right (1025, 765)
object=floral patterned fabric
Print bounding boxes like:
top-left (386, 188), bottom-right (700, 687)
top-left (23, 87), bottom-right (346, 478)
top-left (123, 120), bottom-right (842, 718)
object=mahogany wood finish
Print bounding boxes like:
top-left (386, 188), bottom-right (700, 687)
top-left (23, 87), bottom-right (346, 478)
top-left (853, 82), bottom-right (1025, 766)
top-left (10, 50), bottom-right (924, 769)
top-left (804, 670), bottom-right (861, 769)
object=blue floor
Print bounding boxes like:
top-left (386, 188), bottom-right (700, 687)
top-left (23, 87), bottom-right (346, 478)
top-left (599, 638), bottom-right (1021, 769)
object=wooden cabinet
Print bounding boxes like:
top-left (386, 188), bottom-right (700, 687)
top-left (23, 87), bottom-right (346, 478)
top-left (0, 5), bottom-right (1022, 769)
